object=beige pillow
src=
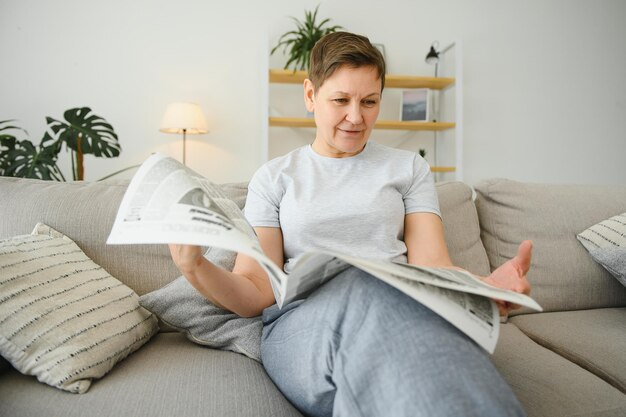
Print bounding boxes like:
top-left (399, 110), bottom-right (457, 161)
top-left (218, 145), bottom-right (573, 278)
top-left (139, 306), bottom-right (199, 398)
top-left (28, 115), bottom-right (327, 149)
top-left (0, 223), bottom-right (158, 393)
top-left (577, 212), bottom-right (626, 251)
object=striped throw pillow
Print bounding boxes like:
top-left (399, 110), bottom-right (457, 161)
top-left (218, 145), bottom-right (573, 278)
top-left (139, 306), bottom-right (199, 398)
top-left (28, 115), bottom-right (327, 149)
top-left (0, 223), bottom-right (158, 393)
top-left (577, 212), bottom-right (626, 251)
top-left (577, 212), bottom-right (626, 287)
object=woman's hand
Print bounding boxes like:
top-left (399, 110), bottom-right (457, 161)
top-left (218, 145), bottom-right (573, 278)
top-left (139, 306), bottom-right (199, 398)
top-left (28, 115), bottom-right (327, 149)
top-left (483, 240), bottom-right (533, 317)
top-left (168, 244), bottom-right (204, 275)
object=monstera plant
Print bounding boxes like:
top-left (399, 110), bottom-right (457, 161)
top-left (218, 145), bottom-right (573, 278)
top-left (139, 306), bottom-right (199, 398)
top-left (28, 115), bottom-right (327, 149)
top-left (0, 107), bottom-right (120, 181)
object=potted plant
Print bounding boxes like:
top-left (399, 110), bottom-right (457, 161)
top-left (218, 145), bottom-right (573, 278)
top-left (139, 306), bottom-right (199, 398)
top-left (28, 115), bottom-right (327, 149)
top-left (271, 5), bottom-right (343, 71)
top-left (0, 107), bottom-right (120, 181)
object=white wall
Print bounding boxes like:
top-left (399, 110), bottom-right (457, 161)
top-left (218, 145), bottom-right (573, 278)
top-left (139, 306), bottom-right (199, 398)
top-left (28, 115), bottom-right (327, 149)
top-left (1, 0), bottom-right (624, 185)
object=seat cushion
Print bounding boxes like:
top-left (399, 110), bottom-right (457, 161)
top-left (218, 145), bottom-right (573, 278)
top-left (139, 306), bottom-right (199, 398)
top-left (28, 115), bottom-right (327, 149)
top-left (475, 179), bottom-right (626, 315)
top-left (510, 308), bottom-right (626, 393)
top-left (492, 323), bottom-right (626, 417)
top-left (0, 332), bottom-right (303, 417)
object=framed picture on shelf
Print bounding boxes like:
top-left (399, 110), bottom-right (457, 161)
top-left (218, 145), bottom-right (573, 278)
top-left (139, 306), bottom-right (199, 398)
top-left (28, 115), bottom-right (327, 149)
top-left (400, 89), bottom-right (430, 122)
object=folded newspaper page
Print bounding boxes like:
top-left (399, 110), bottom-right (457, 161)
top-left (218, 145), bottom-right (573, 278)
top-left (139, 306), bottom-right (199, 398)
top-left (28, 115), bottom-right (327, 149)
top-left (108, 153), bottom-right (542, 353)
top-left (282, 252), bottom-right (541, 353)
top-left (106, 153), bottom-right (288, 297)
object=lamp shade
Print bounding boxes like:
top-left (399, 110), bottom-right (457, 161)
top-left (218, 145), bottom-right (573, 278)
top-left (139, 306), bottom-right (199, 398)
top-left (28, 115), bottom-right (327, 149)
top-left (159, 102), bottom-right (208, 134)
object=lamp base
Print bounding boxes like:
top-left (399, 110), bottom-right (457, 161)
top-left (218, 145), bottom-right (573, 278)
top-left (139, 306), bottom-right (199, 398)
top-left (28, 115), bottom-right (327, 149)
top-left (182, 129), bottom-right (187, 166)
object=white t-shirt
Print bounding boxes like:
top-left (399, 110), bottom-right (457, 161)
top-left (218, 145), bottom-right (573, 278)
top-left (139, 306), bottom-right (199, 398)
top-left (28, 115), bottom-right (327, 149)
top-left (244, 141), bottom-right (441, 273)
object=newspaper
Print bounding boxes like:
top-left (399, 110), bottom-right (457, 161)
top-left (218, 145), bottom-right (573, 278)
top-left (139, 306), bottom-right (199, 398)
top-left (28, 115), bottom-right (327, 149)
top-left (107, 153), bottom-right (542, 353)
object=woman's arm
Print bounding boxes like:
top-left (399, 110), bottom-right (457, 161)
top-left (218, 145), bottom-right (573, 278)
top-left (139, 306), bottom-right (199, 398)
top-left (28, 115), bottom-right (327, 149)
top-left (404, 212), bottom-right (531, 316)
top-left (404, 212), bottom-right (455, 267)
top-left (169, 226), bottom-right (284, 318)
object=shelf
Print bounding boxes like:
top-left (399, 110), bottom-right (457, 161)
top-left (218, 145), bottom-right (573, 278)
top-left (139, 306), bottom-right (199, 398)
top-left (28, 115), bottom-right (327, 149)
top-left (430, 167), bottom-right (456, 173)
top-left (269, 117), bottom-right (455, 131)
top-left (269, 69), bottom-right (455, 90)
top-left (385, 75), bottom-right (455, 90)
top-left (375, 121), bottom-right (456, 131)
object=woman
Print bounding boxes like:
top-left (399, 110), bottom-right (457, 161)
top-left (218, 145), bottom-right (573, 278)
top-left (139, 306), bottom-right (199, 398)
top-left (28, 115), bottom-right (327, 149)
top-left (170, 31), bottom-right (530, 417)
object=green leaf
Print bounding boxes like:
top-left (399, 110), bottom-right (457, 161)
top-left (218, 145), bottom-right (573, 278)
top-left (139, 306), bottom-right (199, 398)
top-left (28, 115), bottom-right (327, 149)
top-left (46, 107), bottom-right (121, 158)
top-left (0, 119), bottom-right (28, 137)
top-left (0, 120), bottom-right (30, 176)
top-left (3, 139), bottom-right (64, 180)
top-left (1, 108), bottom-right (119, 180)
top-left (271, 4), bottom-right (343, 71)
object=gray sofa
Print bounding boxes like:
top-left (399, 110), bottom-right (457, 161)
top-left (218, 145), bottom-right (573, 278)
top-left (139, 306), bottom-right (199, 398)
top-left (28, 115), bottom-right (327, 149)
top-left (0, 176), bottom-right (624, 417)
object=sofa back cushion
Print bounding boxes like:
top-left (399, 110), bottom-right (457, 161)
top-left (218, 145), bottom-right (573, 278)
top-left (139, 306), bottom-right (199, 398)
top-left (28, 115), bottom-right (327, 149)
top-left (0, 178), bottom-right (250, 297)
top-left (0, 177), bottom-right (487, 295)
top-left (436, 181), bottom-right (490, 276)
top-left (0, 178), bottom-right (177, 296)
top-left (475, 178), bottom-right (626, 315)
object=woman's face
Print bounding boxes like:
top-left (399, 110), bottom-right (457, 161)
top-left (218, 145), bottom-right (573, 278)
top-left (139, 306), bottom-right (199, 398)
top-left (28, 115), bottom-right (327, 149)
top-left (304, 65), bottom-right (382, 158)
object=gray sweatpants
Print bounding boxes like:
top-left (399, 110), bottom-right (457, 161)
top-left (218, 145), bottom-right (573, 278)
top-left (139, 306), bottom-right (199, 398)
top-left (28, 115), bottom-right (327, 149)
top-left (261, 267), bottom-right (525, 417)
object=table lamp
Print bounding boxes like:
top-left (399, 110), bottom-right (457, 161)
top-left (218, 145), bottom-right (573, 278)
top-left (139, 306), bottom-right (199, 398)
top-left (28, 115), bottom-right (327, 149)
top-left (159, 102), bottom-right (209, 165)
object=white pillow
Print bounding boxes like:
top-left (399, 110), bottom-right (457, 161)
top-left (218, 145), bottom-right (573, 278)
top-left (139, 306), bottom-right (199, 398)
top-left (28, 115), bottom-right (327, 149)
top-left (577, 212), bottom-right (626, 251)
top-left (0, 223), bottom-right (158, 393)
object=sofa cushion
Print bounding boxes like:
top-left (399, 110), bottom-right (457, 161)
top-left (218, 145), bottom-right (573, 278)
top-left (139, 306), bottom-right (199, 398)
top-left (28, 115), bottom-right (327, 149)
top-left (588, 247), bottom-right (626, 287)
top-left (0, 176), bottom-right (485, 282)
top-left (492, 324), bottom-right (626, 417)
top-left (0, 178), bottom-right (251, 298)
top-left (139, 276), bottom-right (262, 361)
top-left (219, 181), bottom-right (250, 209)
top-left (0, 332), bottom-right (303, 417)
top-left (509, 308), bottom-right (626, 393)
top-left (0, 177), bottom-right (180, 296)
top-left (138, 181), bottom-right (263, 361)
top-left (577, 212), bottom-right (626, 287)
top-left (436, 181), bottom-right (490, 276)
top-left (475, 179), bottom-right (626, 314)
top-left (577, 212), bottom-right (626, 251)
top-left (0, 223), bottom-right (158, 393)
